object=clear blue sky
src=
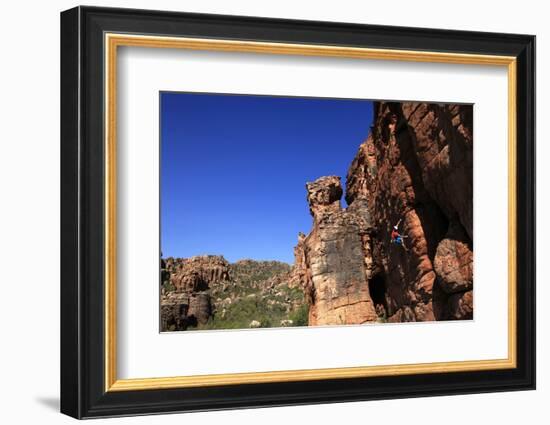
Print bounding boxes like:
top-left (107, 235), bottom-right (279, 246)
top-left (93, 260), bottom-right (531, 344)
top-left (161, 92), bottom-right (373, 263)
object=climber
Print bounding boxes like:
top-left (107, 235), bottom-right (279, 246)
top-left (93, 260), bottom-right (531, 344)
top-left (391, 218), bottom-right (408, 251)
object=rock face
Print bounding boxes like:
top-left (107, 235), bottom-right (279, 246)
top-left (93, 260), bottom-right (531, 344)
top-left (166, 255), bottom-right (231, 293)
top-left (161, 255), bottom-right (230, 330)
top-left (293, 176), bottom-right (378, 325)
top-left (294, 101), bottom-right (473, 323)
top-left (347, 102), bottom-right (474, 322)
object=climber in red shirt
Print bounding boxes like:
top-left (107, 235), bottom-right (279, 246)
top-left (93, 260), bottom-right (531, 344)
top-left (391, 219), bottom-right (408, 251)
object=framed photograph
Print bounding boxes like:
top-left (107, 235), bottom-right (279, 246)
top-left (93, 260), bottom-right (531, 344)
top-left (60, 6), bottom-right (535, 419)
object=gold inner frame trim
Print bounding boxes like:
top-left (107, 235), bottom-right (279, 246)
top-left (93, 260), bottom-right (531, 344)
top-left (104, 33), bottom-right (518, 392)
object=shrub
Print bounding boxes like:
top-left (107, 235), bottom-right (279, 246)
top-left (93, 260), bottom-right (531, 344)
top-left (289, 304), bottom-right (309, 327)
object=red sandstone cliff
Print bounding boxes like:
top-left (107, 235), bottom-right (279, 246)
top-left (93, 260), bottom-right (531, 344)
top-left (294, 101), bottom-right (473, 323)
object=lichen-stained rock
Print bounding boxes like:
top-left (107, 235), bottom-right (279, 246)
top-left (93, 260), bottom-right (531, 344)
top-left (293, 176), bottom-right (378, 326)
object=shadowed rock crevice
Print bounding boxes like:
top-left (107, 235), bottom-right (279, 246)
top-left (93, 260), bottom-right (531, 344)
top-left (369, 273), bottom-right (389, 319)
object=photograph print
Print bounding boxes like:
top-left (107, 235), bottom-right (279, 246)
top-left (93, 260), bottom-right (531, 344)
top-left (160, 92), bottom-right (473, 332)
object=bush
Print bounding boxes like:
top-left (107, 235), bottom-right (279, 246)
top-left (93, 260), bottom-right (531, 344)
top-left (289, 304), bottom-right (309, 327)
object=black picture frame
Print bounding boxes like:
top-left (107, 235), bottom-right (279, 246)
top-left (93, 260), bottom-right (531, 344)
top-left (61, 5), bottom-right (535, 419)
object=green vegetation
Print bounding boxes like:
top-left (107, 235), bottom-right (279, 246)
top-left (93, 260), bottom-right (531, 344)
top-left (288, 303), bottom-right (309, 327)
top-left (163, 258), bottom-right (310, 331)
top-left (195, 279), bottom-right (309, 331)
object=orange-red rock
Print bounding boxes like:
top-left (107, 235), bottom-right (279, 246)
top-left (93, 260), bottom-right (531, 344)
top-left (297, 101), bottom-right (474, 324)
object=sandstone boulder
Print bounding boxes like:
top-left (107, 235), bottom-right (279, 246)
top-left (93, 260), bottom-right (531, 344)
top-left (249, 320), bottom-right (261, 328)
top-left (434, 221), bottom-right (473, 294)
top-left (447, 290), bottom-right (473, 320)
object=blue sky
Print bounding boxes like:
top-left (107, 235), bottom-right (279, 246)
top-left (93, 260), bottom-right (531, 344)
top-left (161, 92), bottom-right (373, 263)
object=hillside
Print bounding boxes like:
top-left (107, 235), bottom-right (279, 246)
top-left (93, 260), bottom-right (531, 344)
top-left (161, 256), bottom-right (308, 331)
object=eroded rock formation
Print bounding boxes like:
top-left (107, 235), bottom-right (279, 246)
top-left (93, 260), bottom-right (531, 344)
top-left (293, 176), bottom-right (378, 326)
top-left (165, 255), bottom-right (231, 293)
top-left (294, 101), bottom-right (473, 324)
top-left (160, 255), bottom-right (231, 330)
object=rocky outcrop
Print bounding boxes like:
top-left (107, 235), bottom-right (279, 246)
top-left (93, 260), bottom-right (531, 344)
top-left (294, 101), bottom-right (473, 324)
top-left (164, 255), bottom-right (231, 293)
top-left (161, 292), bottom-right (213, 330)
top-left (160, 255), bottom-right (230, 330)
top-left (346, 102), bottom-right (473, 322)
top-left (161, 256), bottom-right (305, 331)
top-left (293, 176), bottom-right (378, 326)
